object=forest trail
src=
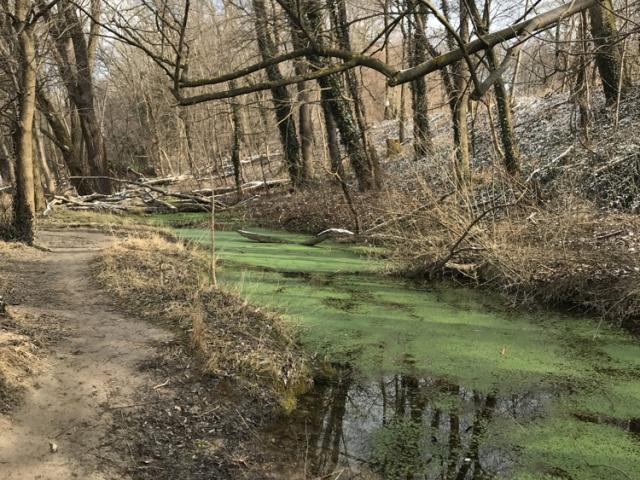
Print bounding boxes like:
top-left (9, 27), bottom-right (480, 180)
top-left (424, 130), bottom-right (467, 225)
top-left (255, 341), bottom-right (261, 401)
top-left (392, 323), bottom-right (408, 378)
top-left (0, 230), bottom-right (171, 480)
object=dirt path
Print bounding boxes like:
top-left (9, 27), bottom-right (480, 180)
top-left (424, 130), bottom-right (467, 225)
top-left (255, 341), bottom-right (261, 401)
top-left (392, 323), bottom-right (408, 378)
top-left (0, 229), bottom-right (172, 480)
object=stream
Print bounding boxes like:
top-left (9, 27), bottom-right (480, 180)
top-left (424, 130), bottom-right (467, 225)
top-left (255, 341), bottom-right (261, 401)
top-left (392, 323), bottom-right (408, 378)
top-left (175, 226), bottom-right (640, 479)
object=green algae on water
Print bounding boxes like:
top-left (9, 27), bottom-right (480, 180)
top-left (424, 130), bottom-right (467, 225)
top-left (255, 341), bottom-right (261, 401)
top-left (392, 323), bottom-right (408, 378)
top-left (176, 227), bottom-right (640, 479)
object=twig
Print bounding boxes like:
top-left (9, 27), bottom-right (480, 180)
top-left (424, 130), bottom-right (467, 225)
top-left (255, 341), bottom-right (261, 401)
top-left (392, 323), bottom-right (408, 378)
top-left (152, 379), bottom-right (170, 390)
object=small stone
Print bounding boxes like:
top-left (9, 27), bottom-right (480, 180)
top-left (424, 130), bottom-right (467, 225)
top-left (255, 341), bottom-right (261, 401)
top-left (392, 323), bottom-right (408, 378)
top-left (49, 441), bottom-right (58, 453)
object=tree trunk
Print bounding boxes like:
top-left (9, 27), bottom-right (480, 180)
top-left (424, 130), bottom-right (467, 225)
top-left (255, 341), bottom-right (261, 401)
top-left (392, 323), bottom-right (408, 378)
top-left (36, 89), bottom-right (84, 186)
top-left (330, 0), bottom-right (381, 188)
top-left (302, 0), bottom-right (375, 191)
top-left (467, 0), bottom-right (519, 174)
top-left (588, 0), bottom-right (628, 104)
top-left (444, 0), bottom-right (471, 186)
top-left (252, 0), bottom-right (303, 186)
top-left (34, 113), bottom-right (56, 194)
top-left (51, 1), bottom-right (110, 194)
top-left (0, 140), bottom-right (15, 186)
top-left (290, 29), bottom-right (315, 183)
top-left (320, 94), bottom-right (344, 179)
top-left (228, 82), bottom-right (244, 194)
top-left (13, 1), bottom-right (37, 243)
top-left (63, 4), bottom-right (111, 193)
top-left (409, 1), bottom-right (433, 160)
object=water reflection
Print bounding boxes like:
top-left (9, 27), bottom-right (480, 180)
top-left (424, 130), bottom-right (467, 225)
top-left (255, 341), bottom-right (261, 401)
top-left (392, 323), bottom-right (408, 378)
top-left (269, 368), bottom-right (551, 479)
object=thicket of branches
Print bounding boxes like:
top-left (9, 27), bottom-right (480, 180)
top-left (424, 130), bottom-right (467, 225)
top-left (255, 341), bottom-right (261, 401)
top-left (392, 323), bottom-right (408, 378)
top-left (0, 0), bottom-right (638, 243)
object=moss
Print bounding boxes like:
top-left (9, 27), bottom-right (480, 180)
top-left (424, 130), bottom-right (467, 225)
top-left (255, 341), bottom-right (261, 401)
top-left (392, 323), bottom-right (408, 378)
top-left (178, 228), bottom-right (382, 274)
top-left (502, 416), bottom-right (640, 479)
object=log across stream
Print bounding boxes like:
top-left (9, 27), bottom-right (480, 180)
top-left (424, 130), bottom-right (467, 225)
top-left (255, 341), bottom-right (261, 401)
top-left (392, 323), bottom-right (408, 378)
top-left (174, 226), bottom-right (640, 480)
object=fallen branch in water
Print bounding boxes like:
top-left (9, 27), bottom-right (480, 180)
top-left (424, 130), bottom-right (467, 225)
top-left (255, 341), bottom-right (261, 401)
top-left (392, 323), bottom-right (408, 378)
top-left (237, 228), bottom-right (354, 246)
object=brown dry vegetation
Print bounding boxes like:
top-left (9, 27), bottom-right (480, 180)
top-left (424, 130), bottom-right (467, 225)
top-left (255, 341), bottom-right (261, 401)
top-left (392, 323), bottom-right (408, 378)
top-left (247, 91), bottom-right (640, 330)
top-left (0, 243), bottom-right (46, 412)
top-left (98, 235), bottom-right (312, 410)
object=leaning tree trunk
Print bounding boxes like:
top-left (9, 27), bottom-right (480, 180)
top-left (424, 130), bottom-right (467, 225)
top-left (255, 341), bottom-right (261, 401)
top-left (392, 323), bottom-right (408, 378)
top-left (13, 0), bottom-right (37, 243)
top-left (588, 0), bottom-right (629, 104)
top-left (252, 0), bottom-right (303, 186)
top-left (37, 89), bottom-right (84, 183)
top-left (228, 81), bottom-right (244, 194)
top-left (34, 113), bottom-right (56, 194)
top-left (330, 0), bottom-right (381, 188)
top-left (62, 3), bottom-right (111, 193)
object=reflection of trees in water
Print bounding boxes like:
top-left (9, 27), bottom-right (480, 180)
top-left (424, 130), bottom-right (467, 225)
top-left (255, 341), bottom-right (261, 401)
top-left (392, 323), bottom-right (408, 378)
top-left (302, 370), bottom-right (549, 479)
top-left (304, 368), bottom-right (353, 477)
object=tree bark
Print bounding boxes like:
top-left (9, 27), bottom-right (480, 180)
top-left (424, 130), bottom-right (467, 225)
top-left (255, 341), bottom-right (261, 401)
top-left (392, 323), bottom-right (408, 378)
top-left (443, 0), bottom-right (471, 186)
top-left (303, 0), bottom-right (375, 191)
top-left (588, 0), bottom-right (629, 104)
top-left (228, 82), bottom-right (244, 194)
top-left (252, 0), bottom-right (303, 186)
top-left (0, 140), bottom-right (15, 186)
top-left (467, 0), bottom-right (519, 174)
top-left (409, 1), bottom-right (433, 160)
top-left (36, 89), bottom-right (84, 184)
top-left (34, 113), bottom-right (56, 194)
top-left (291, 29), bottom-right (315, 183)
top-left (13, 0), bottom-right (37, 243)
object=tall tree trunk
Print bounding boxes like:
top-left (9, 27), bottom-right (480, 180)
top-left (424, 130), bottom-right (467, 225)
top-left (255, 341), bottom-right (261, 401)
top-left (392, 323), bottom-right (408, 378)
top-left (588, 0), bottom-right (628, 104)
top-left (34, 113), bottom-right (56, 194)
top-left (13, 0), bottom-right (37, 243)
top-left (409, 1), bottom-right (433, 160)
top-left (574, 11), bottom-right (591, 138)
top-left (290, 29), bottom-right (315, 183)
top-left (467, 0), bottom-right (519, 174)
top-left (302, 0), bottom-right (375, 191)
top-left (228, 82), bottom-right (243, 194)
top-left (62, 3), bottom-right (111, 193)
top-left (330, 0), bottom-right (381, 188)
top-left (443, 0), bottom-right (471, 186)
top-left (252, 0), bottom-right (303, 186)
top-left (320, 92), bottom-right (344, 178)
top-left (36, 89), bottom-right (84, 184)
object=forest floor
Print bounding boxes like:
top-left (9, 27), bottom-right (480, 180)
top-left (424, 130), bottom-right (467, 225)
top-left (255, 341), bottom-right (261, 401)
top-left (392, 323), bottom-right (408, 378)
top-left (0, 229), bottom-right (171, 479)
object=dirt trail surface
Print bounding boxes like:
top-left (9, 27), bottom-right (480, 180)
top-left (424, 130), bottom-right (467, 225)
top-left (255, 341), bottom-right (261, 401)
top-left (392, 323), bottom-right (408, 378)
top-left (0, 229), bottom-right (171, 480)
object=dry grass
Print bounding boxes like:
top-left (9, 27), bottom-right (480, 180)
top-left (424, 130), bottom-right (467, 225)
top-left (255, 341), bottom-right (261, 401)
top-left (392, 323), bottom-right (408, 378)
top-left (0, 242), bottom-right (45, 412)
top-left (98, 235), bottom-right (312, 410)
top-left (384, 179), bottom-right (640, 328)
top-left (0, 327), bottom-right (42, 412)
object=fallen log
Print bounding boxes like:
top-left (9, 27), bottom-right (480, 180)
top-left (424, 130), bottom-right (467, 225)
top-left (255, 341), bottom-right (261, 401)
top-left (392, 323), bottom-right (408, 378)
top-left (237, 228), bottom-right (354, 246)
top-left (193, 179), bottom-right (290, 197)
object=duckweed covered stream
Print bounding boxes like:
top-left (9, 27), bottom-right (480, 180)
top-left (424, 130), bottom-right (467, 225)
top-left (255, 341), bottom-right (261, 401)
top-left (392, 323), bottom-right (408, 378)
top-left (176, 227), bottom-right (640, 480)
